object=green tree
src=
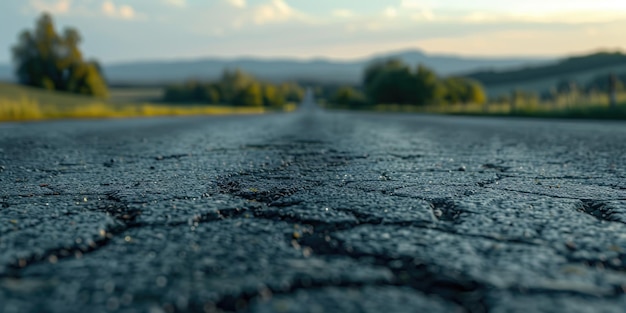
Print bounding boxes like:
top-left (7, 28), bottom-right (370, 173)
top-left (332, 86), bottom-right (368, 107)
top-left (233, 82), bottom-right (263, 106)
top-left (66, 62), bottom-right (109, 97)
top-left (414, 64), bottom-right (443, 105)
top-left (366, 65), bottom-right (417, 105)
top-left (363, 60), bottom-right (449, 106)
top-left (442, 77), bottom-right (486, 105)
top-left (219, 69), bottom-right (255, 103)
top-left (203, 84), bottom-right (221, 104)
top-left (464, 80), bottom-right (486, 104)
top-left (585, 74), bottom-right (624, 93)
top-left (363, 59), bottom-right (406, 88)
top-left (262, 84), bottom-right (285, 108)
top-left (442, 77), bottom-right (464, 104)
top-left (11, 13), bottom-right (108, 98)
top-left (279, 82), bottom-right (305, 103)
top-left (556, 79), bottom-right (579, 94)
top-left (162, 70), bottom-right (303, 107)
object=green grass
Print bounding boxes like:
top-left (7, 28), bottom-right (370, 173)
top-left (108, 87), bottom-right (164, 104)
top-left (326, 92), bottom-right (626, 120)
top-left (0, 83), bottom-right (292, 122)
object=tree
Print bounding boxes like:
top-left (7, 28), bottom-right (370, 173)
top-left (556, 79), bottom-right (579, 94)
top-left (332, 86), bottom-right (368, 107)
top-left (442, 77), bottom-right (486, 105)
top-left (442, 77), bottom-right (465, 104)
top-left (464, 80), bottom-right (486, 104)
top-left (585, 74), bottom-right (624, 93)
top-left (279, 82), bottom-right (305, 103)
top-left (261, 84), bottom-right (285, 108)
top-left (363, 59), bottom-right (406, 87)
top-left (162, 70), bottom-right (304, 107)
top-left (11, 13), bottom-right (108, 98)
top-left (203, 85), bottom-right (221, 104)
top-left (414, 64), bottom-right (444, 105)
top-left (219, 69), bottom-right (255, 103)
top-left (366, 64), bottom-right (417, 105)
top-left (233, 82), bottom-right (263, 107)
top-left (363, 59), bottom-right (409, 103)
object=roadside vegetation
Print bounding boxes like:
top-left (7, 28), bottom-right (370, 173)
top-left (0, 82), bottom-right (272, 122)
top-left (5, 12), bottom-right (625, 122)
top-left (1, 13), bottom-right (297, 122)
top-left (163, 69), bottom-right (304, 108)
top-left (340, 98), bottom-right (626, 120)
top-left (321, 54), bottom-right (626, 119)
top-left (320, 58), bottom-right (487, 110)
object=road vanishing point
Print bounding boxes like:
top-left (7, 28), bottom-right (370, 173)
top-left (1, 97), bottom-right (626, 313)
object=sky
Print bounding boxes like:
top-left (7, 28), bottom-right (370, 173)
top-left (1, 0), bottom-right (626, 64)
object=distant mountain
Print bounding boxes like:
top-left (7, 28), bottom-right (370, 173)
top-left (5, 50), bottom-right (625, 98)
top-left (103, 58), bottom-right (364, 85)
top-left (100, 49), bottom-right (547, 85)
top-left (369, 50), bottom-right (548, 75)
top-left (0, 64), bottom-right (12, 82)
top-left (463, 51), bottom-right (626, 97)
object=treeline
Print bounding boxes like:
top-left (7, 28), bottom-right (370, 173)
top-left (467, 52), bottom-right (626, 86)
top-left (489, 73), bottom-right (626, 106)
top-left (163, 69), bottom-right (304, 107)
top-left (330, 59), bottom-right (486, 107)
top-left (571, 73), bottom-right (625, 94)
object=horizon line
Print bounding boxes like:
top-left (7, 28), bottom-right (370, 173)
top-left (1, 46), bottom-right (624, 66)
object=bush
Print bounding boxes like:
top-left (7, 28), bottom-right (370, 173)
top-left (362, 59), bottom-right (487, 106)
top-left (332, 86), bottom-right (368, 107)
top-left (163, 69), bottom-right (304, 107)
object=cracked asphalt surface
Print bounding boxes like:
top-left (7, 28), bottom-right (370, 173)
top-left (1, 98), bottom-right (626, 313)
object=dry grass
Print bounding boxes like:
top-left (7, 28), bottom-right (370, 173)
top-left (0, 83), bottom-right (287, 122)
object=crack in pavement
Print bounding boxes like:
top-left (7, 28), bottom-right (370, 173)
top-left (578, 200), bottom-right (626, 224)
top-left (2, 111), bottom-right (626, 312)
top-left (2, 192), bottom-right (140, 277)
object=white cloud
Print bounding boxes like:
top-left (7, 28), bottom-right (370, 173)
top-left (162, 0), bottom-right (187, 8)
top-left (332, 9), bottom-right (354, 18)
top-left (227, 0), bottom-right (247, 9)
top-left (173, 0), bottom-right (310, 37)
top-left (118, 5), bottom-right (135, 19)
top-left (400, 0), bottom-right (426, 10)
top-left (29, 0), bottom-right (72, 14)
top-left (414, 24), bottom-right (626, 57)
top-left (462, 10), bottom-right (626, 24)
top-left (102, 1), bottom-right (136, 20)
top-left (411, 9), bottom-right (434, 21)
top-left (101, 1), bottom-right (115, 15)
top-left (253, 0), bottom-right (298, 25)
top-left (398, 0), bottom-right (435, 21)
top-left (384, 7), bottom-right (397, 18)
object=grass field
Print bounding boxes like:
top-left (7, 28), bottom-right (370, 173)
top-left (480, 64), bottom-right (626, 98)
top-left (0, 83), bottom-right (288, 122)
top-left (326, 92), bottom-right (626, 120)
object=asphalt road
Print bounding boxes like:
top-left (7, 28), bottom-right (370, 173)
top-left (1, 100), bottom-right (626, 313)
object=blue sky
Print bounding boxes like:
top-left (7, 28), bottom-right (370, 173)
top-left (1, 0), bottom-right (625, 64)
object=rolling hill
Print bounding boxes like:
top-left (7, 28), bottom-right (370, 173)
top-left (463, 51), bottom-right (626, 97)
top-left (6, 50), bottom-right (625, 99)
top-left (101, 50), bottom-right (544, 85)
top-left (0, 49), bottom-right (546, 85)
